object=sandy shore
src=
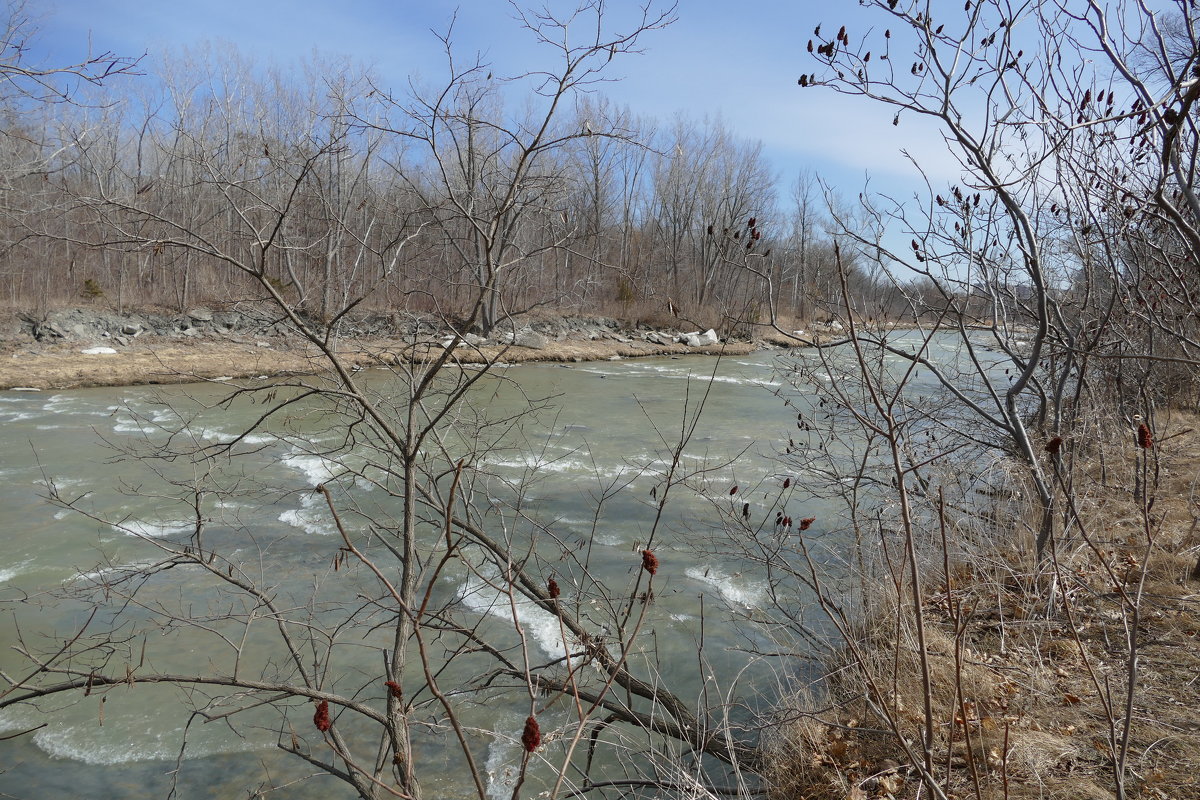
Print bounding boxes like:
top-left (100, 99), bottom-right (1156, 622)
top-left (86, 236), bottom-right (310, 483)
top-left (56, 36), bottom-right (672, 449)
top-left (0, 335), bottom-right (773, 391)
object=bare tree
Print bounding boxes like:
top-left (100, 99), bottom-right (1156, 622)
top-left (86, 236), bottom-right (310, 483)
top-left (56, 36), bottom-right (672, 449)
top-left (0, 5), bottom-right (794, 800)
top-left (350, 4), bottom-right (676, 335)
top-left (748, 2), bottom-right (1200, 798)
top-left (0, 0), bottom-right (139, 108)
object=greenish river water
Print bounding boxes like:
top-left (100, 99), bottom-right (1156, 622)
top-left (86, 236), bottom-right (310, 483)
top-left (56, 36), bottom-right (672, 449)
top-left (0, 342), bottom-right (959, 799)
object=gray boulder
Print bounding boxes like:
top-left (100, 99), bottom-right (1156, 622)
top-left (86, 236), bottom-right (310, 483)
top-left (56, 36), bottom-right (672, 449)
top-left (682, 329), bottom-right (719, 347)
top-left (515, 331), bottom-right (548, 349)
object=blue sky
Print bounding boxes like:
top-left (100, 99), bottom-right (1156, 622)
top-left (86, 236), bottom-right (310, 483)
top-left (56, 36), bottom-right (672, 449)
top-left (31, 0), bottom-right (964, 212)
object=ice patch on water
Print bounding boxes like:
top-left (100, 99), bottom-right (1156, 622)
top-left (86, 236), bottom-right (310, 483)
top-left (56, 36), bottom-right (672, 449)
top-left (685, 566), bottom-right (766, 609)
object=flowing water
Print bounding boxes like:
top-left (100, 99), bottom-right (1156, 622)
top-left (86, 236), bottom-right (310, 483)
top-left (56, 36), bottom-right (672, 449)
top-left (0, 338), bottom-right (980, 798)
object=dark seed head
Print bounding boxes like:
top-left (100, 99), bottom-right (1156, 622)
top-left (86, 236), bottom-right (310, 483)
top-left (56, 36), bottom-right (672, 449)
top-left (314, 700), bottom-right (332, 732)
top-left (1136, 423), bottom-right (1153, 449)
top-left (522, 716), bottom-right (541, 752)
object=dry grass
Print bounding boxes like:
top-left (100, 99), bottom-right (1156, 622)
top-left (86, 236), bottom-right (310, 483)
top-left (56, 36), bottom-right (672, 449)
top-left (766, 415), bottom-right (1200, 800)
top-left (0, 333), bottom-right (768, 390)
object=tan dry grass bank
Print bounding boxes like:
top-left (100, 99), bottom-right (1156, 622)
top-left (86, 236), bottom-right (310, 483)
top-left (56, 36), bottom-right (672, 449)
top-left (766, 414), bottom-right (1200, 800)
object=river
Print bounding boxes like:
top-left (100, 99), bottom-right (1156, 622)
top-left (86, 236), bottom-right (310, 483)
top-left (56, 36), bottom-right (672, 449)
top-left (0, 337), bottom-right (972, 799)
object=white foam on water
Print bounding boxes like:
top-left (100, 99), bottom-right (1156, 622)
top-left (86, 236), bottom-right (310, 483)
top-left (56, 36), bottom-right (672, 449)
top-left (39, 477), bottom-right (89, 497)
top-left (109, 404), bottom-right (183, 436)
top-left (483, 453), bottom-right (565, 471)
top-left (149, 408), bottom-right (182, 425)
top-left (458, 574), bottom-right (574, 659)
top-left (0, 705), bottom-right (193, 767)
top-left (615, 364), bottom-right (783, 388)
top-left (111, 414), bottom-right (148, 434)
top-left (278, 493), bottom-right (335, 536)
top-left (112, 520), bottom-right (193, 539)
top-left (482, 453), bottom-right (629, 481)
top-left (42, 394), bottom-right (79, 413)
top-left (71, 565), bottom-right (118, 583)
top-left (685, 566), bottom-right (766, 609)
top-left (29, 720), bottom-right (260, 765)
top-left (68, 559), bottom-right (164, 585)
top-left (0, 410), bottom-right (34, 422)
top-left (281, 453), bottom-right (341, 486)
top-left (0, 562), bottom-right (29, 584)
top-left (484, 718), bottom-right (523, 800)
top-left (200, 427), bottom-right (274, 447)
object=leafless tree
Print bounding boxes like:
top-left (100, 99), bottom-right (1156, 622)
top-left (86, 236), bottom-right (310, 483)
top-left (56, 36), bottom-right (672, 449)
top-left (0, 5), bottom-right (797, 800)
top-left (750, 1), bottom-right (1200, 797)
top-left (0, 0), bottom-right (139, 107)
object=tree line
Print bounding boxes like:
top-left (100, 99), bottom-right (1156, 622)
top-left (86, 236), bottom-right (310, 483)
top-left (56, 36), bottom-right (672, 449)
top-left (0, 28), bottom-right (885, 332)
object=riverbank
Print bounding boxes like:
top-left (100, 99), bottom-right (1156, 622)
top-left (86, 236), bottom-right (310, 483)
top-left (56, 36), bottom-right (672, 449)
top-left (0, 306), bottom-right (819, 390)
top-left (769, 412), bottom-right (1200, 800)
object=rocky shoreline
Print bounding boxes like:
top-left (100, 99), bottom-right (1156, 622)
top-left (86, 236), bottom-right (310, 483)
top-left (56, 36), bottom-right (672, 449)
top-left (0, 306), bottom-right (818, 390)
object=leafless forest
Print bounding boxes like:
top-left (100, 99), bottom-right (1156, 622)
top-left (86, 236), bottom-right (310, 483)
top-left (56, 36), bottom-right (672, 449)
top-left (0, 5), bottom-right (888, 333)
